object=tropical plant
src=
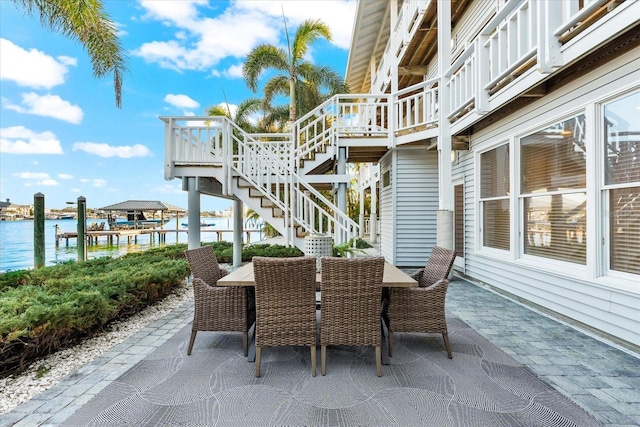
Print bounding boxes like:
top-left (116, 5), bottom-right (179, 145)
top-left (205, 98), bottom-right (263, 133)
top-left (245, 208), bottom-right (280, 238)
top-left (9, 0), bottom-right (128, 108)
top-left (242, 18), bottom-right (348, 124)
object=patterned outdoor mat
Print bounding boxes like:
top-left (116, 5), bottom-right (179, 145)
top-left (62, 315), bottom-right (601, 426)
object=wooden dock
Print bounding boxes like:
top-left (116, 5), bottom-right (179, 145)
top-left (55, 228), bottom-right (262, 247)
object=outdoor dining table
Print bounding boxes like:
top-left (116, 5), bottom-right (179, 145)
top-left (217, 260), bottom-right (418, 364)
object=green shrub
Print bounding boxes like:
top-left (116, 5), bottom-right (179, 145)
top-left (0, 245), bottom-right (189, 376)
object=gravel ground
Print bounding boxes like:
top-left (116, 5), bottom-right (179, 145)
top-left (0, 276), bottom-right (196, 415)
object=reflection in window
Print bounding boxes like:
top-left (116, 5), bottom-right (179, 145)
top-left (520, 115), bottom-right (586, 264)
top-left (480, 145), bottom-right (510, 250)
top-left (524, 194), bottom-right (586, 264)
top-left (604, 91), bottom-right (640, 275)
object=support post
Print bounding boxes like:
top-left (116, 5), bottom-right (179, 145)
top-left (336, 147), bottom-right (347, 244)
top-left (34, 193), bottom-right (45, 269)
top-left (233, 198), bottom-right (243, 267)
top-left (437, 0), bottom-right (454, 249)
top-left (369, 179), bottom-right (378, 244)
top-left (77, 196), bottom-right (87, 262)
top-left (187, 177), bottom-right (201, 249)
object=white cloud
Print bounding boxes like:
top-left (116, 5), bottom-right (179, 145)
top-left (72, 142), bottom-right (152, 158)
top-left (0, 126), bottom-right (64, 154)
top-left (0, 39), bottom-right (75, 89)
top-left (58, 174), bottom-right (73, 180)
top-left (134, 2), bottom-right (281, 71)
top-left (5, 93), bottom-right (83, 124)
top-left (14, 171), bottom-right (59, 187)
top-left (224, 64), bottom-right (243, 79)
top-left (76, 178), bottom-right (107, 188)
top-left (164, 94), bottom-right (199, 109)
top-left (14, 172), bottom-right (50, 180)
top-left (92, 179), bottom-right (107, 188)
top-left (235, 1), bottom-right (357, 49)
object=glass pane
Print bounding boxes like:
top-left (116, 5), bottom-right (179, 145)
top-left (481, 145), bottom-right (509, 198)
top-left (483, 199), bottom-right (510, 250)
top-left (604, 91), bottom-right (640, 185)
top-left (521, 115), bottom-right (586, 194)
top-left (610, 187), bottom-right (640, 274)
top-left (524, 193), bottom-right (586, 264)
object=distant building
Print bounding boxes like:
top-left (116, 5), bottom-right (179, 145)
top-left (0, 199), bottom-right (32, 220)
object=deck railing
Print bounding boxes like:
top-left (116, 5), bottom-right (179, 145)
top-left (395, 78), bottom-right (439, 133)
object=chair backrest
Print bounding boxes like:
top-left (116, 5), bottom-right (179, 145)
top-left (184, 246), bottom-right (224, 285)
top-left (421, 246), bottom-right (457, 287)
top-left (252, 256), bottom-right (317, 347)
top-left (320, 256), bottom-right (385, 346)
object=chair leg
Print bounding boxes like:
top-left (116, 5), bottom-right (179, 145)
top-left (443, 332), bottom-right (452, 359)
top-left (388, 330), bottom-right (394, 357)
top-left (243, 331), bottom-right (248, 357)
top-left (310, 345), bottom-right (316, 377)
top-left (321, 345), bottom-right (327, 376)
top-left (375, 346), bottom-right (382, 377)
top-left (255, 346), bottom-right (262, 377)
top-left (187, 330), bottom-right (197, 355)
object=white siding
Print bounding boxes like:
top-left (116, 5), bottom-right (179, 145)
top-left (461, 47), bottom-right (640, 346)
top-left (451, 0), bottom-right (498, 57)
top-left (380, 153), bottom-right (395, 262)
top-left (380, 148), bottom-right (439, 267)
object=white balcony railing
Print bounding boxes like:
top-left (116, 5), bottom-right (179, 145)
top-left (394, 78), bottom-right (439, 133)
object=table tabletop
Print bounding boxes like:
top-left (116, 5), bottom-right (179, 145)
top-left (218, 260), bottom-right (417, 288)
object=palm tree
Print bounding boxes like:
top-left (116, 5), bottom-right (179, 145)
top-left (242, 18), bottom-right (348, 124)
top-left (205, 98), bottom-right (263, 133)
top-left (10, 0), bottom-right (127, 108)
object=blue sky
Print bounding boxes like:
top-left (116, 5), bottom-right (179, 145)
top-left (0, 0), bottom-right (356, 212)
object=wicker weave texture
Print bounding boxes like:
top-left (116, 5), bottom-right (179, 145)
top-left (416, 246), bottom-right (457, 287)
top-left (388, 279), bottom-right (449, 333)
top-left (252, 257), bottom-right (317, 347)
top-left (184, 246), bottom-right (254, 356)
top-left (387, 246), bottom-right (456, 358)
top-left (184, 245), bottom-right (228, 284)
top-left (320, 257), bottom-right (385, 347)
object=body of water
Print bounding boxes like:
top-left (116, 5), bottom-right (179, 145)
top-left (0, 217), bottom-right (264, 273)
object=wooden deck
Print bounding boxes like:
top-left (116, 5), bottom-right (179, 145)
top-left (55, 228), bottom-right (262, 246)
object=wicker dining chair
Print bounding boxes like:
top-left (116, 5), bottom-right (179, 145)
top-left (252, 256), bottom-right (318, 378)
top-left (184, 246), bottom-right (255, 356)
top-left (320, 256), bottom-right (385, 377)
top-left (386, 246), bottom-right (456, 358)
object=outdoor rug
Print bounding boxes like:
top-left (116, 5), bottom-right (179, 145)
top-left (61, 314), bottom-right (600, 426)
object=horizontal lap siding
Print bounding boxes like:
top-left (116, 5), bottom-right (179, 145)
top-left (462, 48), bottom-right (640, 346)
top-left (395, 149), bottom-right (439, 267)
top-left (380, 154), bottom-right (394, 263)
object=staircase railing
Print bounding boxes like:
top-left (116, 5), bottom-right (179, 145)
top-left (222, 119), bottom-right (359, 246)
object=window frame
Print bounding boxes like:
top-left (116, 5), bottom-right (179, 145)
top-left (514, 110), bottom-right (591, 273)
top-left (476, 141), bottom-right (512, 257)
top-left (599, 88), bottom-right (640, 280)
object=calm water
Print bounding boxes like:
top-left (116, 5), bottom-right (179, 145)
top-left (0, 217), bottom-right (264, 273)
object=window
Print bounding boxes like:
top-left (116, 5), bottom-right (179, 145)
top-left (603, 91), bottom-right (640, 275)
top-left (480, 144), bottom-right (510, 250)
top-left (521, 114), bottom-right (586, 264)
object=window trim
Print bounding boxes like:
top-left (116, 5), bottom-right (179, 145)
top-left (476, 141), bottom-right (512, 254)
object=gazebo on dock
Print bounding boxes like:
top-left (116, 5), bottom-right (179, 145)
top-left (99, 200), bottom-right (185, 230)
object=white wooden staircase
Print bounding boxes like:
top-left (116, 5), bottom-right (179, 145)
top-left (162, 95), bottom-right (390, 251)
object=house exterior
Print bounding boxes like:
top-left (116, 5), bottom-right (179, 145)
top-left (162, 0), bottom-right (639, 349)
